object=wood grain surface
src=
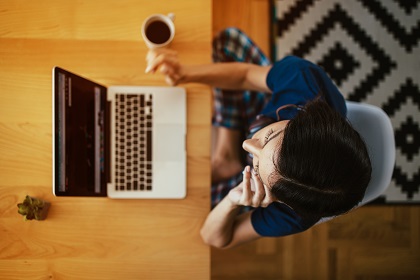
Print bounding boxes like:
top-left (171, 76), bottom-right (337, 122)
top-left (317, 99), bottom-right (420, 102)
top-left (0, 1), bottom-right (212, 279)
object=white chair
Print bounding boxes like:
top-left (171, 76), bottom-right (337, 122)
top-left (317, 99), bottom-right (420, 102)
top-left (348, 101), bottom-right (396, 204)
top-left (317, 101), bottom-right (396, 224)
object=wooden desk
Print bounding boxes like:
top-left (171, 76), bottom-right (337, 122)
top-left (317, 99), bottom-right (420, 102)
top-left (0, 1), bottom-right (211, 279)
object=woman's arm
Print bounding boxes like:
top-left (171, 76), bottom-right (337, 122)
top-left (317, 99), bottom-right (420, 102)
top-left (200, 166), bottom-right (276, 249)
top-left (200, 196), bottom-right (260, 249)
top-left (146, 49), bottom-right (272, 92)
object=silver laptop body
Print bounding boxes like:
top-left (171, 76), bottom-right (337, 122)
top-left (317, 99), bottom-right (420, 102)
top-left (52, 67), bottom-right (186, 199)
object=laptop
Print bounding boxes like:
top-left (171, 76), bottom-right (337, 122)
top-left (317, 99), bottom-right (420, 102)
top-left (52, 67), bottom-right (186, 199)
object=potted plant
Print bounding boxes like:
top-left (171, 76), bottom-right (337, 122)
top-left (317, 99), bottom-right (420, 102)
top-left (17, 195), bottom-right (50, 221)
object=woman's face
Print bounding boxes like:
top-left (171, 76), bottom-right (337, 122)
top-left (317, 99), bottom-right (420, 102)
top-left (242, 120), bottom-right (289, 187)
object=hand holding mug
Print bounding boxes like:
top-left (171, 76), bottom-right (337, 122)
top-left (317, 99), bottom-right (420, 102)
top-left (145, 49), bottom-right (185, 86)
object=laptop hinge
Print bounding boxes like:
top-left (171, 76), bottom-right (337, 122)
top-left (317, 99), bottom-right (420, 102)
top-left (105, 99), bottom-right (112, 185)
top-left (107, 90), bottom-right (115, 101)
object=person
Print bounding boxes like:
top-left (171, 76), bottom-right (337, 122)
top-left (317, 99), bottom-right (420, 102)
top-left (145, 28), bottom-right (372, 249)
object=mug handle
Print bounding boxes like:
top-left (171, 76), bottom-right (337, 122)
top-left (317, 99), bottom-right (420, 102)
top-left (167, 13), bottom-right (175, 22)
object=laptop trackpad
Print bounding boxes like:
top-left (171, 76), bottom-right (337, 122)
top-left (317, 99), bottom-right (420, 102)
top-left (154, 124), bottom-right (186, 162)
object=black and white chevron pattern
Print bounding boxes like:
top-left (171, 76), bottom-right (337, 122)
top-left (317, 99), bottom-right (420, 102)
top-left (273, 0), bottom-right (420, 203)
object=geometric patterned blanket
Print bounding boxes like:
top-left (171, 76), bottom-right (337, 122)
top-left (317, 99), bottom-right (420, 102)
top-left (272, 0), bottom-right (420, 203)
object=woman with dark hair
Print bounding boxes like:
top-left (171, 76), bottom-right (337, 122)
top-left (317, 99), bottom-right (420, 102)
top-left (145, 28), bottom-right (372, 248)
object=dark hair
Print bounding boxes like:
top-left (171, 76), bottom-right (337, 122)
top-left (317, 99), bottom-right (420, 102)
top-left (269, 99), bottom-right (372, 221)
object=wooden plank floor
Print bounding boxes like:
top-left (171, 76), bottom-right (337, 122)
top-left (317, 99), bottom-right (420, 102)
top-left (211, 1), bottom-right (420, 279)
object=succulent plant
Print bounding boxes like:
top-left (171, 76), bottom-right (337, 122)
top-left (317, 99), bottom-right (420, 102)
top-left (17, 195), bottom-right (50, 221)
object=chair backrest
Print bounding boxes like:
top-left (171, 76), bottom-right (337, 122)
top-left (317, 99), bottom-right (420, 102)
top-left (346, 101), bottom-right (395, 205)
top-left (317, 101), bottom-right (395, 224)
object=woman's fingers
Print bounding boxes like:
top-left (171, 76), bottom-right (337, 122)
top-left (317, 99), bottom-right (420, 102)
top-left (146, 54), bottom-right (178, 74)
top-left (251, 170), bottom-right (265, 206)
top-left (145, 49), bottom-right (179, 73)
top-left (146, 48), bottom-right (177, 62)
top-left (145, 49), bottom-right (183, 85)
top-left (165, 75), bottom-right (181, 86)
top-left (240, 166), bottom-right (252, 206)
top-left (228, 166), bottom-right (276, 208)
top-left (240, 166), bottom-right (269, 207)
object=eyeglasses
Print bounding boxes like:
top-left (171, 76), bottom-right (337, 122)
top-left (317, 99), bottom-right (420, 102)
top-left (247, 104), bottom-right (305, 138)
top-left (246, 104), bottom-right (305, 165)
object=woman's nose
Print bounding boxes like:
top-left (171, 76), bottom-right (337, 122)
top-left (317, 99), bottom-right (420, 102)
top-left (242, 138), bottom-right (261, 158)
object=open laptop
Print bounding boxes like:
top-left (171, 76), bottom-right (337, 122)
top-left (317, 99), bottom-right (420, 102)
top-left (52, 67), bottom-right (186, 199)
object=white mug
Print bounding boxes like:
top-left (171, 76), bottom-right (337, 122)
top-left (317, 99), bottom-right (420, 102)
top-left (141, 13), bottom-right (175, 49)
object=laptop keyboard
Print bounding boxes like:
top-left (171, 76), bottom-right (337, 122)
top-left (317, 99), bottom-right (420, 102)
top-left (115, 93), bottom-right (153, 191)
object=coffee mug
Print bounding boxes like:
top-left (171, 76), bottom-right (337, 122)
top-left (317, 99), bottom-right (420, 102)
top-left (141, 13), bottom-right (175, 49)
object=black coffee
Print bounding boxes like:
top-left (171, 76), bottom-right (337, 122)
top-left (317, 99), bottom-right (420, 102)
top-left (145, 20), bottom-right (171, 44)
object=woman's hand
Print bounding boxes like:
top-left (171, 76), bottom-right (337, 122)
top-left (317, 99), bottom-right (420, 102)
top-left (146, 50), bottom-right (272, 92)
top-left (145, 49), bottom-right (184, 86)
top-left (228, 166), bottom-right (276, 208)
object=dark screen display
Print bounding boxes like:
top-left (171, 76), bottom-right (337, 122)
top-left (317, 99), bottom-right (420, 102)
top-left (54, 67), bottom-right (108, 196)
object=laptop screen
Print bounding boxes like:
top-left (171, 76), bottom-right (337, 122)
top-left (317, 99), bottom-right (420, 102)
top-left (53, 67), bottom-right (108, 196)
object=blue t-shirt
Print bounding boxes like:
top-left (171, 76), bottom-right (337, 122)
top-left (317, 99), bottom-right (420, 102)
top-left (251, 55), bottom-right (346, 237)
top-left (261, 55), bottom-right (346, 120)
